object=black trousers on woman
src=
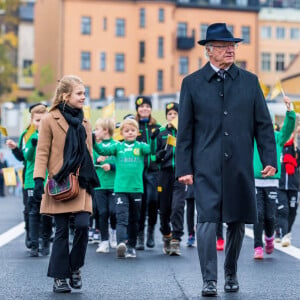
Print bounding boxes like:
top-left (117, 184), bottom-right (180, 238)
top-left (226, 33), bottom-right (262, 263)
top-left (47, 212), bottom-right (90, 279)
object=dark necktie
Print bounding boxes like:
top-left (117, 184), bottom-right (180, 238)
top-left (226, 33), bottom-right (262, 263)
top-left (218, 69), bottom-right (225, 79)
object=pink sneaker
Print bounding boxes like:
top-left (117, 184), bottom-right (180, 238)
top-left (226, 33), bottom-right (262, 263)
top-left (265, 236), bottom-right (274, 254)
top-left (254, 246), bottom-right (264, 259)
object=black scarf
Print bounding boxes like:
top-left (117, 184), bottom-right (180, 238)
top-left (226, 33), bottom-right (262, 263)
top-left (54, 103), bottom-right (100, 195)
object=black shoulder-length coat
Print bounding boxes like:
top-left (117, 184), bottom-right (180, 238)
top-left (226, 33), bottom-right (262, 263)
top-left (175, 62), bottom-right (277, 224)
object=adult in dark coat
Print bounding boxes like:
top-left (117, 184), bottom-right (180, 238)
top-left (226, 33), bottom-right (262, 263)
top-left (175, 23), bottom-right (277, 297)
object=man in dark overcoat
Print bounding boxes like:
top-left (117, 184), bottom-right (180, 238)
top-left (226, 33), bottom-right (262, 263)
top-left (175, 23), bottom-right (277, 297)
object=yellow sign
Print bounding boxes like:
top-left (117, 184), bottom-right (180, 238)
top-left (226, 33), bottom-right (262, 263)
top-left (2, 167), bottom-right (17, 186)
top-left (113, 128), bottom-right (123, 141)
top-left (23, 124), bottom-right (36, 144)
top-left (292, 101), bottom-right (300, 113)
top-left (17, 169), bottom-right (23, 186)
top-left (166, 134), bottom-right (176, 147)
top-left (170, 117), bottom-right (178, 130)
top-left (0, 126), bottom-right (8, 136)
top-left (259, 79), bottom-right (270, 98)
top-left (83, 105), bottom-right (91, 119)
top-left (102, 102), bottom-right (115, 118)
top-left (270, 80), bottom-right (284, 100)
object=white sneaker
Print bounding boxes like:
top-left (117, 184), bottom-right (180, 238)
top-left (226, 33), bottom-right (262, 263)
top-left (96, 240), bottom-right (109, 253)
top-left (281, 233), bottom-right (291, 247)
top-left (109, 229), bottom-right (117, 249)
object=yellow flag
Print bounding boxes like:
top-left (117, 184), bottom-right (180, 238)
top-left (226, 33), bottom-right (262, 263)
top-left (170, 117), bottom-right (178, 130)
top-left (17, 169), bottom-right (23, 186)
top-left (166, 134), bottom-right (176, 147)
top-left (292, 101), bottom-right (300, 113)
top-left (0, 126), bottom-right (8, 136)
top-left (270, 81), bottom-right (283, 100)
top-left (2, 167), bottom-right (17, 186)
top-left (102, 102), bottom-right (115, 118)
top-left (259, 79), bottom-right (270, 98)
top-left (23, 124), bottom-right (36, 144)
top-left (83, 105), bottom-right (91, 119)
top-left (113, 128), bottom-right (123, 141)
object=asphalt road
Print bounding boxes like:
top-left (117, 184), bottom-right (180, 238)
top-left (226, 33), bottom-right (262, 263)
top-left (0, 194), bottom-right (299, 300)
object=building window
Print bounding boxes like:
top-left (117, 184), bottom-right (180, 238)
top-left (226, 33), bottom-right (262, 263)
top-left (103, 17), bottom-right (107, 31)
top-left (22, 59), bottom-right (33, 77)
top-left (140, 8), bottom-right (145, 28)
top-left (261, 52), bottom-right (271, 71)
top-left (261, 26), bottom-right (271, 39)
top-left (81, 16), bottom-right (91, 35)
top-left (179, 56), bottom-right (189, 75)
top-left (241, 26), bottom-right (250, 44)
top-left (290, 28), bottom-right (300, 40)
top-left (115, 53), bottom-right (125, 72)
top-left (227, 25), bottom-right (234, 35)
top-left (116, 18), bottom-right (125, 37)
top-left (158, 37), bottom-right (164, 58)
top-left (115, 87), bottom-right (125, 98)
top-left (158, 8), bottom-right (164, 22)
top-left (100, 52), bottom-right (106, 71)
top-left (85, 86), bottom-right (90, 99)
top-left (290, 54), bottom-right (297, 64)
top-left (276, 53), bottom-right (285, 71)
top-left (209, 0), bottom-right (221, 4)
top-left (139, 41), bottom-right (145, 63)
top-left (81, 51), bottom-right (91, 70)
top-left (139, 75), bottom-right (145, 94)
top-left (177, 22), bottom-right (187, 37)
top-left (236, 0), bottom-right (248, 5)
top-left (157, 70), bottom-right (163, 91)
top-left (200, 23), bottom-right (208, 40)
top-left (276, 27), bottom-right (285, 39)
top-left (100, 87), bottom-right (106, 99)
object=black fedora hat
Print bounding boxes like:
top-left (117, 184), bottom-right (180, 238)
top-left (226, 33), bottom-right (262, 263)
top-left (198, 23), bottom-right (243, 46)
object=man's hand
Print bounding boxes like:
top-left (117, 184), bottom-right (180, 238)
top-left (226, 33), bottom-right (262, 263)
top-left (261, 165), bottom-right (276, 177)
top-left (178, 174), bottom-right (193, 185)
top-left (283, 96), bottom-right (291, 112)
top-left (6, 139), bottom-right (17, 149)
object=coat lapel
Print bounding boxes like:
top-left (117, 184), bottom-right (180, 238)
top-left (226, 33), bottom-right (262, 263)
top-left (51, 109), bottom-right (69, 133)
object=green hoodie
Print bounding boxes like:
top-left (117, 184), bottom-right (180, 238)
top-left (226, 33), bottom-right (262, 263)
top-left (93, 138), bottom-right (116, 190)
top-left (253, 110), bottom-right (296, 179)
top-left (94, 140), bottom-right (150, 193)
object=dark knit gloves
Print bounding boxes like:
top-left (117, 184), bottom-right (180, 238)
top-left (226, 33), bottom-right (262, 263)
top-left (156, 149), bottom-right (167, 162)
top-left (33, 178), bottom-right (45, 201)
top-left (151, 128), bottom-right (160, 140)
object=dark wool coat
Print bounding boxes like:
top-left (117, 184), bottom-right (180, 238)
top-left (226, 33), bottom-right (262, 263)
top-left (175, 63), bottom-right (277, 224)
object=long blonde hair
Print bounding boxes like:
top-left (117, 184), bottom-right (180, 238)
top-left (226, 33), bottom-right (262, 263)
top-left (49, 75), bottom-right (84, 111)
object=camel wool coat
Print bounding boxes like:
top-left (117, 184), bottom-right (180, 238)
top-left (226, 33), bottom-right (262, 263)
top-left (33, 108), bottom-right (93, 215)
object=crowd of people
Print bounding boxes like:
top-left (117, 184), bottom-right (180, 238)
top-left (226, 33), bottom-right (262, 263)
top-left (4, 22), bottom-right (300, 297)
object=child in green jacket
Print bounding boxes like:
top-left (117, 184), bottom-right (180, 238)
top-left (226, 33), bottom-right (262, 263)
top-left (94, 118), bottom-right (150, 259)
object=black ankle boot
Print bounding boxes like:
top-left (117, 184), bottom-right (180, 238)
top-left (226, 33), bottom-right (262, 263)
top-left (41, 240), bottom-right (50, 256)
top-left (69, 270), bottom-right (82, 289)
top-left (146, 226), bottom-right (155, 248)
top-left (53, 278), bottom-right (71, 293)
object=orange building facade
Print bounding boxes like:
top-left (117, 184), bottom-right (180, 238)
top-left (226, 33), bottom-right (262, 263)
top-left (34, 0), bottom-right (259, 101)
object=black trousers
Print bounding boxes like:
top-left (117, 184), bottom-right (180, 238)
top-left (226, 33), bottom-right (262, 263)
top-left (253, 187), bottom-right (277, 248)
top-left (115, 193), bottom-right (142, 248)
top-left (89, 194), bottom-right (100, 230)
top-left (27, 189), bottom-right (52, 248)
top-left (197, 222), bottom-right (245, 282)
top-left (47, 212), bottom-right (90, 279)
top-left (138, 169), bottom-right (158, 232)
top-left (158, 169), bottom-right (186, 241)
top-left (23, 188), bottom-right (29, 232)
top-left (186, 197), bottom-right (195, 236)
top-left (277, 189), bottom-right (298, 236)
top-left (94, 189), bottom-right (116, 241)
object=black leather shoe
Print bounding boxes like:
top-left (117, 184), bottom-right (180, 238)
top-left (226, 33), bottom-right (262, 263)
top-left (69, 270), bottom-right (82, 289)
top-left (146, 227), bottom-right (155, 248)
top-left (53, 278), bottom-right (71, 293)
top-left (136, 231), bottom-right (145, 250)
top-left (224, 274), bottom-right (239, 293)
top-left (202, 280), bottom-right (217, 297)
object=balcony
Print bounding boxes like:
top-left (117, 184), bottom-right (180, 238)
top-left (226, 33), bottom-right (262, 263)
top-left (177, 36), bottom-right (195, 50)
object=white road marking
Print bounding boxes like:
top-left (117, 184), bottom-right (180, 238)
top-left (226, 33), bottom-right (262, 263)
top-left (245, 226), bottom-right (300, 260)
top-left (0, 222), bottom-right (25, 248)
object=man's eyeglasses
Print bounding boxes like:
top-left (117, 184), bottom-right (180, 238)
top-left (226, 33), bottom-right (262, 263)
top-left (209, 43), bottom-right (238, 50)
